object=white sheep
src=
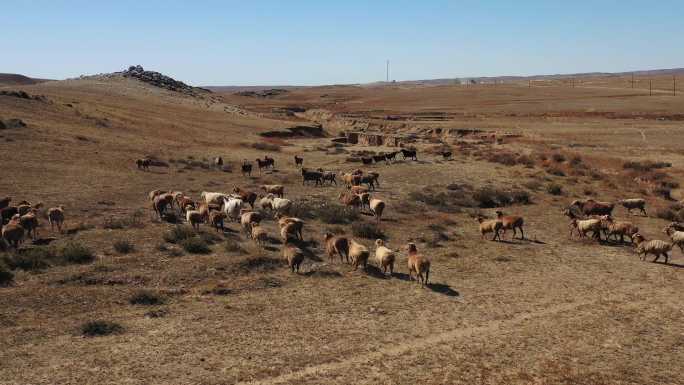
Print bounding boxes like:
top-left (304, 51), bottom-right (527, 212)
top-left (663, 225), bottom-right (684, 253)
top-left (260, 194), bottom-right (292, 216)
top-left (633, 233), bottom-right (672, 263)
top-left (374, 239), bottom-right (395, 276)
top-left (570, 218), bottom-right (602, 241)
top-left (348, 239), bottom-right (370, 271)
top-left (222, 197), bottom-right (244, 222)
top-left (369, 198), bottom-right (386, 223)
top-left (201, 191), bottom-right (229, 206)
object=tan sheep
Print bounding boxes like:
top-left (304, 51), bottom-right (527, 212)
top-left (633, 233), bottom-right (672, 263)
top-left (240, 210), bottom-right (262, 235)
top-left (251, 225), bottom-right (268, 248)
top-left (570, 218), bottom-right (602, 240)
top-left (406, 243), bottom-right (430, 286)
top-left (19, 211), bottom-right (39, 240)
top-left (338, 192), bottom-right (361, 209)
top-left (369, 198), bottom-right (386, 223)
top-left (282, 242), bottom-right (304, 273)
top-left (260, 184), bottom-right (284, 198)
top-left (148, 189), bottom-right (167, 201)
top-left (209, 211), bottom-right (227, 232)
top-left (477, 217), bottom-right (502, 241)
top-left (280, 222), bottom-right (300, 242)
top-left (324, 233), bottom-right (349, 263)
top-left (349, 239), bottom-right (370, 271)
top-left (374, 239), bottom-right (395, 275)
top-left (277, 216), bottom-right (304, 240)
top-left (599, 215), bottom-right (638, 243)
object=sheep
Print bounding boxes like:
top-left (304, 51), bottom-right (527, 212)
top-left (240, 210), bottom-right (262, 234)
top-left (301, 168), bottom-right (323, 186)
top-left (241, 161), bottom-right (252, 177)
top-left (350, 185), bottom-right (369, 195)
top-left (569, 199), bottom-right (614, 217)
top-left (0, 197), bottom-right (10, 210)
top-left (406, 243), bottom-right (430, 286)
top-left (201, 191), bottom-right (229, 206)
top-left (17, 204), bottom-right (32, 216)
top-left (477, 217), bottom-right (502, 241)
top-left (316, 168), bottom-right (337, 185)
top-left (186, 210), bottom-right (204, 230)
top-left (19, 211), bottom-right (39, 240)
top-left (251, 225), bottom-right (269, 248)
top-left (209, 211), bottom-right (227, 232)
top-left (260, 194), bottom-right (292, 216)
top-left (232, 187), bottom-right (257, 209)
top-left (152, 194), bottom-right (174, 218)
top-left (324, 233), bottom-right (349, 263)
top-left (348, 239), bottom-right (370, 271)
top-left (280, 222), bottom-right (300, 242)
top-left (222, 197), bottom-right (244, 222)
top-left (148, 190), bottom-right (166, 202)
top-left (213, 156), bottom-right (223, 167)
top-left (495, 211), bottom-right (525, 240)
top-left (668, 222), bottom-right (684, 232)
top-left (385, 151), bottom-right (399, 162)
top-left (342, 173), bottom-right (362, 189)
top-left (1, 215), bottom-right (25, 249)
top-left (367, 171), bottom-right (380, 187)
top-left (372, 154), bottom-right (387, 164)
top-left (369, 198), bottom-right (386, 223)
top-left (282, 242), bottom-right (304, 273)
top-left (361, 157), bottom-right (373, 165)
top-left (47, 206), bottom-right (65, 233)
top-left (136, 158), bottom-right (151, 170)
top-left (338, 192), bottom-right (361, 210)
top-left (260, 185), bottom-right (284, 198)
top-left (400, 148), bottom-right (417, 161)
top-left (633, 233), bottom-right (672, 263)
top-left (278, 216), bottom-right (304, 240)
top-left (357, 193), bottom-right (371, 210)
top-left (358, 175), bottom-right (376, 191)
top-left (617, 198), bottom-right (647, 216)
top-left (1, 206), bottom-right (18, 225)
top-left (374, 239), bottom-right (395, 275)
top-left (294, 155), bottom-right (303, 167)
top-left (570, 218), bottom-right (602, 240)
top-left (599, 215), bottom-right (639, 243)
top-left (440, 151), bottom-right (452, 160)
top-left (175, 196), bottom-right (196, 214)
top-left (663, 225), bottom-right (684, 253)
top-left (255, 157), bottom-right (274, 173)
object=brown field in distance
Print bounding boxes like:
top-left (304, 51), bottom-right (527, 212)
top-left (1, 71), bottom-right (683, 384)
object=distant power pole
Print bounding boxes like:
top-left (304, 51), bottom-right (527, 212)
top-left (631, 73), bottom-right (634, 88)
top-left (674, 76), bottom-right (677, 96)
top-left (386, 60), bottom-right (389, 83)
top-left (649, 79), bottom-right (653, 96)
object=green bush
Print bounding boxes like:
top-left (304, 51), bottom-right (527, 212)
top-left (81, 321), bottom-right (123, 337)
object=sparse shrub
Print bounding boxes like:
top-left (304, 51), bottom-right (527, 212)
top-left (583, 188), bottom-right (594, 196)
top-left (570, 155), bottom-right (583, 166)
top-left (59, 242), bottom-right (95, 264)
top-left (224, 239), bottom-right (244, 254)
top-left (351, 222), bottom-right (385, 240)
top-left (546, 166), bottom-right (565, 177)
top-left (547, 184), bottom-right (563, 195)
top-left (623, 160), bottom-right (671, 172)
top-left (653, 186), bottom-right (673, 200)
top-left (523, 180), bottom-right (543, 191)
top-left (252, 141), bottom-right (282, 152)
top-left (163, 226), bottom-right (196, 244)
top-left (113, 240), bottom-right (134, 254)
top-left (3, 247), bottom-right (53, 271)
top-left (295, 201), bottom-right (358, 224)
top-left (0, 262), bottom-right (14, 286)
top-left (471, 187), bottom-right (530, 208)
top-left (654, 205), bottom-right (684, 222)
top-left (233, 256), bottom-right (282, 274)
top-left (102, 210), bottom-right (144, 229)
top-left (129, 291), bottom-right (165, 306)
top-left (486, 152), bottom-right (534, 167)
top-left (551, 153), bottom-right (566, 163)
top-left (144, 309), bottom-right (169, 318)
top-left (180, 237), bottom-right (211, 254)
top-left (81, 320), bottom-right (123, 337)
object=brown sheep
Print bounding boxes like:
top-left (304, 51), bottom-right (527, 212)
top-left (338, 192), bottom-right (361, 209)
top-left (406, 243), bottom-right (430, 286)
top-left (186, 210), bottom-right (204, 230)
top-left (280, 222), bottom-right (300, 242)
top-left (570, 199), bottom-right (614, 217)
top-left (324, 233), bottom-right (349, 263)
top-left (2, 215), bottom-right (25, 249)
top-left (251, 225), bottom-right (269, 248)
top-left (175, 196), bottom-right (196, 214)
top-left (599, 215), bottom-right (638, 243)
top-left (47, 206), bottom-right (65, 233)
top-left (350, 185), bottom-right (369, 195)
top-left (148, 189), bottom-right (167, 201)
top-left (240, 210), bottom-right (262, 235)
top-left (278, 216), bottom-right (304, 240)
top-left (19, 211), bottom-right (39, 240)
top-left (282, 242), bottom-right (304, 273)
top-left (152, 194), bottom-right (174, 218)
top-left (209, 211), bottom-right (227, 232)
top-left (232, 187), bottom-right (258, 209)
top-left (496, 211), bottom-right (524, 240)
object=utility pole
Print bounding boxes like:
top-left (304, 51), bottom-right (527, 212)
top-left (674, 76), bottom-right (677, 96)
top-left (386, 60), bottom-right (389, 83)
top-left (649, 79), bottom-right (653, 96)
top-left (631, 73), bottom-right (634, 88)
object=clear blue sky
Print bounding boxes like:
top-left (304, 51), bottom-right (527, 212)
top-left (2, 1), bottom-right (683, 86)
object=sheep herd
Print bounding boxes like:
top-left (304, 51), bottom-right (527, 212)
top-left (563, 198), bottom-right (684, 264)
top-left (0, 198), bottom-right (66, 250)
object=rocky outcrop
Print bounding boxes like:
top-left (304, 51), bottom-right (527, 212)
top-left (0, 90), bottom-right (49, 102)
top-left (236, 89), bottom-right (289, 98)
top-left (122, 65), bottom-right (209, 96)
top-left (0, 118), bottom-right (27, 130)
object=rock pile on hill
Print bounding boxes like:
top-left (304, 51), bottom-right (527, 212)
top-left (122, 65), bottom-right (210, 96)
top-left (235, 89), bottom-right (289, 98)
top-left (0, 90), bottom-right (49, 102)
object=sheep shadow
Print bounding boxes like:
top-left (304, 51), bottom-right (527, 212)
top-left (363, 265), bottom-right (391, 279)
top-left (651, 261), bottom-right (684, 269)
top-left (392, 273), bottom-right (460, 297)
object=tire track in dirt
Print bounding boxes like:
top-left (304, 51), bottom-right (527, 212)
top-left (237, 294), bottom-right (628, 385)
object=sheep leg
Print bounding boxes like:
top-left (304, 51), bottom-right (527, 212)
top-left (641, 208), bottom-right (647, 216)
top-left (652, 253), bottom-right (660, 263)
top-left (518, 227), bottom-right (524, 240)
top-left (664, 252), bottom-right (670, 264)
